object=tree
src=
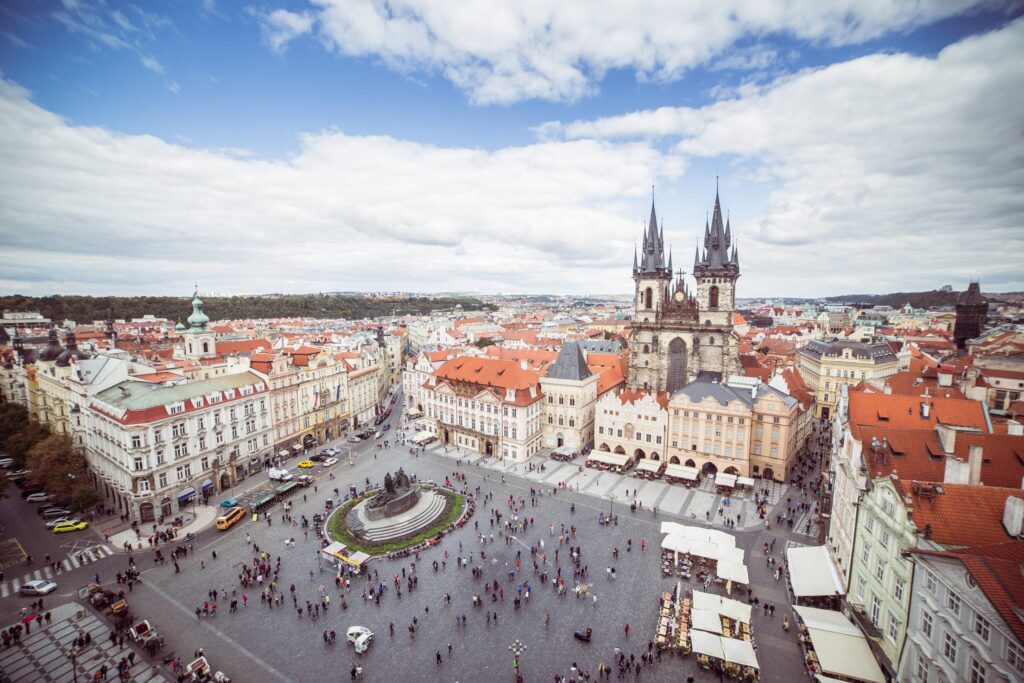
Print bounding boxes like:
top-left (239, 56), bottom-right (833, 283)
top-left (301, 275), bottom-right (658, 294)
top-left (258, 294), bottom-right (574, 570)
top-left (473, 337), bottom-right (497, 349)
top-left (70, 484), bottom-right (102, 513)
top-left (27, 435), bottom-right (89, 503)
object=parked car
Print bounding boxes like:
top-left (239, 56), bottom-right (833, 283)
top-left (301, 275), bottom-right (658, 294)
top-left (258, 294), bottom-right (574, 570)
top-left (39, 507), bottom-right (72, 519)
top-left (20, 486), bottom-right (44, 498)
top-left (309, 453), bottom-right (327, 463)
top-left (297, 460), bottom-right (314, 469)
top-left (268, 468), bottom-right (293, 482)
top-left (323, 448), bottom-right (338, 456)
top-left (347, 435), bottom-right (363, 443)
top-left (296, 475), bottom-right (314, 487)
top-left (220, 498), bottom-right (238, 508)
top-left (374, 430), bottom-right (384, 440)
top-left (322, 457), bottom-right (339, 467)
top-left (52, 520), bottom-right (89, 533)
top-left (19, 579), bottom-right (57, 596)
top-left (25, 492), bottom-right (51, 503)
top-left (0, 458), bottom-right (14, 468)
top-left (9, 469), bottom-right (30, 481)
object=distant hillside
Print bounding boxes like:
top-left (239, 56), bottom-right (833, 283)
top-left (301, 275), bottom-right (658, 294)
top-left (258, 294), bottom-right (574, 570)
top-left (823, 289), bottom-right (1015, 309)
top-left (0, 294), bottom-right (496, 325)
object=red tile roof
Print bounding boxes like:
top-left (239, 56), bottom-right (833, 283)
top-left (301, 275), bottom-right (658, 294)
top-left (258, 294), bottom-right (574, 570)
top-left (884, 370), bottom-right (965, 400)
top-left (617, 388), bottom-right (669, 410)
top-left (893, 479), bottom-right (1022, 547)
top-left (217, 339), bottom-right (273, 356)
top-left (848, 391), bottom-right (990, 437)
top-left (131, 371), bottom-right (185, 383)
top-left (430, 356), bottom-right (543, 407)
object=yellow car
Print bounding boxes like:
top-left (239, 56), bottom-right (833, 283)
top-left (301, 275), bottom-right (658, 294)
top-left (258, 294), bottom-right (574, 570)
top-left (298, 460), bottom-right (314, 469)
top-left (52, 520), bottom-right (89, 533)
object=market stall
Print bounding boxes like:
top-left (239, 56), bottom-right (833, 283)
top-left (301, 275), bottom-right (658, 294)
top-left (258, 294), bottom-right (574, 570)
top-left (786, 546), bottom-right (845, 608)
top-left (551, 445), bottom-right (577, 462)
top-left (320, 541), bottom-right (372, 574)
top-left (664, 463), bottom-right (700, 485)
top-left (634, 458), bottom-right (665, 480)
top-left (735, 476), bottom-right (756, 488)
top-left (793, 606), bottom-right (885, 683)
top-left (411, 431), bottom-right (436, 446)
top-left (714, 472), bottom-right (738, 490)
top-left (585, 451), bottom-right (631, 473)
top-left (660, 523), bottom-right (748, 588)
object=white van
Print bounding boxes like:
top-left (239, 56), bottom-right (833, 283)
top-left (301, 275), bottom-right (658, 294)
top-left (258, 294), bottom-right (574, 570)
top-left (268, 468), bottom-right (293, 482)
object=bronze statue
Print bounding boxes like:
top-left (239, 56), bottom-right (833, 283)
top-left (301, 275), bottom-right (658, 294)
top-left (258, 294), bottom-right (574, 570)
top-left (383, 472), bottom-right (395, 495)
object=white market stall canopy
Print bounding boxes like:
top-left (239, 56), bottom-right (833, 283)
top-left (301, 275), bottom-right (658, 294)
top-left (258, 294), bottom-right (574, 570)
top-left (794, 606), bottom-right (885, 683)
top-left (587, 452), bottom-right (629, 467)
top-left (721, 638), bottom-right (759, 669)
top-left (691, 591), bottom-right (752, 624)
top-left (691, 608), bottom-right (722, 633)
top-left (411, 431), bottom-right (435, 445)
top-left (735, 476), bottom-right (756, 487)
top-left (689, 630), bottom-right (724, 660)
top-left (787, 546), bottom-right (846, 597)
top-left (660, 522), bottom-right (737, 549)
top-left (717, 560), bottom-right (750, 585)
top-left (636, 459), bottom-right (663, 473)
top-left (714, 472), bottom-right (738, 488)
top-left (410, 419), bottom-right (431, 431)
top-left (664, 463), bottom-right (699, 480)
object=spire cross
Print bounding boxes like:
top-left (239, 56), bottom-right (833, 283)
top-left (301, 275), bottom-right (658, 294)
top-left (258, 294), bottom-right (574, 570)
top-left (676, 268), bottom-right (685, 280)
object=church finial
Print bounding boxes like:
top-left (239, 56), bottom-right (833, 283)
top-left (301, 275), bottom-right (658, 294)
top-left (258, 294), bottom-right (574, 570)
top-left (667, 247), bottom-right (673, 273)
top-left (633, 244), bottom-right (638, 271)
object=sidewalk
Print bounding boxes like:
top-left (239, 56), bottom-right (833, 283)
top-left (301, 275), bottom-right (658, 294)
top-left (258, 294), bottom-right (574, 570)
top-left (0, 601), bottom-right (171, 682)
top-left (106, 505), bottom-right (219, 554)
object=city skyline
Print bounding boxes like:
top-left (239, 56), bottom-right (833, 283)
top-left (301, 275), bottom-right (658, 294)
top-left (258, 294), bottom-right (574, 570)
top-left (1, 1), bottom-right (1022, 298)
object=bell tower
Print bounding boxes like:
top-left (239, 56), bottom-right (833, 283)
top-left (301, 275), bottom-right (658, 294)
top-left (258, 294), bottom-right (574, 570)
top-left (693, 186), bottom-right (740, 327)
top-left (183, 286), bottom-right (217, 361)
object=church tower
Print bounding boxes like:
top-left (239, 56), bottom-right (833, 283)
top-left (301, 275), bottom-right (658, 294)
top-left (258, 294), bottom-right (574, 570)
top-left (626, 185), bottom-right (742, 393)
top-left (183, 286), bottom-right (217, 361)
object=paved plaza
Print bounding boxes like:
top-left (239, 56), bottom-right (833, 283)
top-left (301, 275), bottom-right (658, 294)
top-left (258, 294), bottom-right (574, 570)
top-left (0, 602), bottom-right (171, 682)
top-left (61, 435), bottom-right (823, 683)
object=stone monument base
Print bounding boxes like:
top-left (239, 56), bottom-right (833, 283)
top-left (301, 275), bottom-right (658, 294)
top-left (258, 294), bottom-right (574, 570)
top-left (345, 488), bottom-right (447, 543)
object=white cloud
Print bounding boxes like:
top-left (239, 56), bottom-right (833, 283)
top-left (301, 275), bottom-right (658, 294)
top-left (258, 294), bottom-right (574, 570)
top-left (166, 81), bottom-right (181, 94)
top-left (541, 19), bottom-right (1024, 295)
top-left (260, 9), bottom-right (315, 53)
top-left (141, 55), bottom-right (164, 74)
top-left (283, 0), bottom-right (998, 103)
top-left (0, 78), bottom-right (680, 296)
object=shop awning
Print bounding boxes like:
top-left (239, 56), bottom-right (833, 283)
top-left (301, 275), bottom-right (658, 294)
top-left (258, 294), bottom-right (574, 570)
top-left (278, 450), bottom-right (290, 458)
top-left (714, 473), bottom-right (737, 488)
top-left (688, 630), bottom-right (724, 660)
top-left (201, 479), bottom-right (214, 491)
top-left (787, 545), bottom-right (846, 597)
top-left (411, 431), bottom-right (435, 445)
top-left (586, 452), bottom-right (629, 467)
top-left (291, 443), bottom-right (302, 451)
top-left (736, 476), bottom-right (756, 487)
top-left (721, 638), bottom-right (759, 669)
top-left (794, 606), bottom-right (885, 683)
top-left (636, 459), bottom-right (663, 473)
top-left (691, 591), bottom-right (752, 624)
top-left (664, 463), bottom-right (698, 480)
top-left (177, 487), bottom-right (196, 503)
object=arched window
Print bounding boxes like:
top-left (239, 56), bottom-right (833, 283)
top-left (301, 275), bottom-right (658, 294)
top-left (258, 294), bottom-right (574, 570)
top-left (202, 341), bottom-right (209, 354)
top-left (187, 343), bottom-right (193, 355)
top-left (644, 287), bottom-right (653, 309)
top-left (643, 344), bottom-right (650, 354)
top-left (667, 338), bottom-right (687, 392)
top-left (709, 285), bottom-right (719, 309)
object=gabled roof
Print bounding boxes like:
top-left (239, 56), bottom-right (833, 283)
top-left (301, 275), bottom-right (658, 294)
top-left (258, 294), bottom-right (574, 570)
top-left (848, 391), bottom-right (990, 435)
top-left (617, 387), bottom-right (669, 410)
top-left (545, 341), bottom-right (592, 381)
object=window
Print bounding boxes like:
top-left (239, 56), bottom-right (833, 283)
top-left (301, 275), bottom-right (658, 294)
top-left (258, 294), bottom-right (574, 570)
top-left (942, 632), bottom-right (957, 664)
top-left (865, 516), bottom-right (875, 534)
top-left (893, 576), bottom-right (905, 601)
top-left (886, 613), bottom-right (900, 643)
top-left (133, 457), bottom-right (143, 471)
top-left (200, 456), bottom-right (209, 471)
top-left (870, 594), bottom-right (881, 626)
top-left (131, 435), bottom-right (142, 449)
top-left (138, 479), bottom-right (150, 494)
top-left (1008, 641), bottom-right (1024, 676)
top-left (947, 592), bottom-right (961, 616)
top-left (874, 559), bottom-right (885, 582)
top-left (924, 570), bottom-right (937, 594)
top-left (879, 530), bottom-right (890, 549)
top-left (972, 613), bottom-right (990, 642)
top-left (920, 610), bottom-right (932, 638)
top-left (913, 651), bottom-right (929, 682)
top-left (861, 543), bottom-right (872, 565)
top-left (969, 657), bottom-right (986, 683)
top-left (158, 472), bottom-right (167, 488)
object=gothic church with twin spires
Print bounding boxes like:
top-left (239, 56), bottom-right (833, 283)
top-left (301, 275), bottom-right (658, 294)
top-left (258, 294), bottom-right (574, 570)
top-left (626, 188), bottom-right (741, 392)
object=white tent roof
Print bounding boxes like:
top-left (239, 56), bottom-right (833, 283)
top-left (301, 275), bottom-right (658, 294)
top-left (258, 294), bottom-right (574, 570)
top-left (692, 590), bottom-right (721, 612)
top-left (736, 476), bottom-right (756, 487)
top-left (411, 431), bottom-right (435, 445)
top-left (661, 534), bottom-right (690, 554)
top-left (691, 591), bottom-right (752, 624)
top-left (691, 608), bottom-right (722, 634)
top-left (715, 472), bottom-right (738, 488)
top-left (587, 452), bottom-right (629, 467)
top-left (664, 463), bottom-right (698, 480)
top-left (690, 540), bottom-right (719, 559)
top-left (689, 630), bottom-right (724, 660)
top-left (717, 545), bottom-right (745, 563)
top-left (794, 606), bottom-right (885, 683)
top-left (717, 560), bottom-right (750, 585)
top-left (722, 638), bottom-right (759, 668)
top-left (636, 459), bottom-right (662, 473)
top-left (787, 546), bottom-right (846, 597)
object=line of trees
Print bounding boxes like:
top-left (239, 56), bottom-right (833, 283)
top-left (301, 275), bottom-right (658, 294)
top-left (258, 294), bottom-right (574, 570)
top-left (0, 403), bottom-right (100, 511)
top-left (0, 293), bottom-right (495, 325)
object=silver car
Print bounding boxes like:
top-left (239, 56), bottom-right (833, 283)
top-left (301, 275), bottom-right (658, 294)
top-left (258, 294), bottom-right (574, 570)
top-left (19, 579), bottom-right (58, 596)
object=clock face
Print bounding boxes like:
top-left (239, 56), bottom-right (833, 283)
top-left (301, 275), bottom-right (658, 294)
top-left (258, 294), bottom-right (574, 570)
top-left (674, 291), bottom-right (684, 302)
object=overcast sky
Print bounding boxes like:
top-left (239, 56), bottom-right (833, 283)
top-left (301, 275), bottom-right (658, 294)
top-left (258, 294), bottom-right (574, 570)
top-left (0, 1), bottom-right (1022, 298)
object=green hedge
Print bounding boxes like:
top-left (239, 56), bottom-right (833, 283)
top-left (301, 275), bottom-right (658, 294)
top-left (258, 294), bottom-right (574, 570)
top-left (327, 487), bottom-right (465, 555)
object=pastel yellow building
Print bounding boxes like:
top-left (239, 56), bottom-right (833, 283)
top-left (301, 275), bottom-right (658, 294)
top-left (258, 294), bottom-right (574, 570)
top-left (797, 340), bottom-right (899, 419)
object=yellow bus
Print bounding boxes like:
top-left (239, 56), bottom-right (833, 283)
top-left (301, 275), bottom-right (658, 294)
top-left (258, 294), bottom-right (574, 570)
top-left (216, 506), bottom-right (246, 531)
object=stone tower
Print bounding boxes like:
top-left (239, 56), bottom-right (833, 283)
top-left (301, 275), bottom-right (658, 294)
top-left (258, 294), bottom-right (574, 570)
top-left (183, 286), bottom-right (217, 360)
top-left (626, 189), bottom-right (741, 393)
top-left (954, 281), bottom-right (987, 350)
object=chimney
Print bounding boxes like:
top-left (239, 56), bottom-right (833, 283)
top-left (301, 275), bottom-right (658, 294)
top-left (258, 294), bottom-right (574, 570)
top-left (520, 360), bottom-right (528, 371)
top-left (937, 371), bottom-right (952, 388)
top-left (968, 445), bottom-right (983, 485)
top-left (884, 384), bottom-right (892, 395)
top-left (936, 424), bottom-right (957, 453)
top-left (920, 402), bottom-right (930, 419)
top-left (943, 455), bottom-right (969, 484)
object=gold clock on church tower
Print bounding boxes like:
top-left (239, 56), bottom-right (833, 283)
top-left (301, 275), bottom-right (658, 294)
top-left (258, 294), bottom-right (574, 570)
top-left (674, 291), bottom-right (684, 302)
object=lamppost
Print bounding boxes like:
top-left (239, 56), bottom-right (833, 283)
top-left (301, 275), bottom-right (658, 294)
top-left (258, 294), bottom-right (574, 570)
top-left (508, 639), bottom-right (527, 680)
top-left (69, 642), bottom-right (81, 683)
top-left (608, 493), bottom-right (615, 517)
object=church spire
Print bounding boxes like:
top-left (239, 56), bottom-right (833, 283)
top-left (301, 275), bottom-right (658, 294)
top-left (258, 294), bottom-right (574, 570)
top-left (636, 193), bottom-right (668, 275)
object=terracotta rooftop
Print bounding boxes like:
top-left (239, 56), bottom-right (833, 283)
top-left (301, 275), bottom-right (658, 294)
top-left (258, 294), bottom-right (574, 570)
top-left (848, 390), bottom-right (990, 436)
top-left (617, 388), bottom-right (670, 410)
top-left (893, 478), bottom-right (1022, 548)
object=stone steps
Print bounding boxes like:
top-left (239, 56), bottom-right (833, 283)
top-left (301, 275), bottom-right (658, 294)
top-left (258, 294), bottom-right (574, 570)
top-left (360, 491), bottom-right (448, 542)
